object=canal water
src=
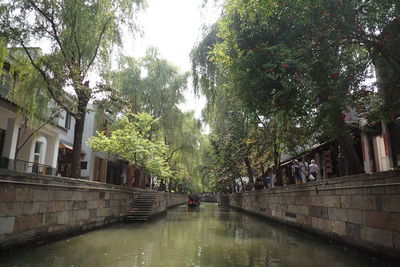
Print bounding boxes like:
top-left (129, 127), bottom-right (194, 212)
top-left (1, 203), bottom-right (391, 267)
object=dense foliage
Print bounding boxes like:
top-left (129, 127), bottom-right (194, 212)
top-left (88, 112), bottom-right (173, 179)
top-left (0, 0), bottom-right (145, 177)
top-left (100, 50), bottom-right (211, 192)
top-left (193, 0), bottom-right (400, 190)
top-left (1, 0), bottom-right (210, 192)
top-left (2, 0), bottom-right (398, 193)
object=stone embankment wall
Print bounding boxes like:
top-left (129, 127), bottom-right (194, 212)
top-left (217, 193), bottom-right (230, 205)
top-left (0, 169), bottom-right (185, 252)
top-left (229, 170), bottom-right (400, 260)
top-left (151, 192), bottom-right (187, 216)
top-left (201, 194), bottom-right (217, 202)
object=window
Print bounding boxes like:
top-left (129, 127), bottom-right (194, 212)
top-left (32, 141), bottom-right (42, 174)
top-left (81, 161), bottom-right (88, 170)
top-left (34, 142), bottom-right (42, 154)
top-left (0, 129), bottom-right (5, 156)
top-left (65, 113), bottom-right (72, 130)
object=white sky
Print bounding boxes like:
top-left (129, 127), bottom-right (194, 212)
top-left (122, 0), bottom-right (221, 119)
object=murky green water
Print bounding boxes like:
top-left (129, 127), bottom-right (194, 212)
top-left (1, 203), bottom-right (391, 267)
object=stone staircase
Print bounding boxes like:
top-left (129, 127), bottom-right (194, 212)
top-left (125, 191), bottom-right (157, 222)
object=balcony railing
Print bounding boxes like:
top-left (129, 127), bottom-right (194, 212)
top-left (0, 157), bottom-right (56, 176)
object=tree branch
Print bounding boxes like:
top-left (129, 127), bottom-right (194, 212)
top-left (255, 113), bottom-right (267, 128)
top-left (18, 39), bottom-right (75, 115)
top-left (27, 0), bottom-right (67, 59)
top-left (166, 146), bottom-right (182, 162)
top-left (71, 10), bottom-right (82, 71)
top-left (86, 17), bottom-right (113, 72)
top-left (16, 109), bottom-right (63, 157)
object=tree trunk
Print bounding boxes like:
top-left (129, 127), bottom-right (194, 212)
top-left (372, 19), bottom-right (400, 118)
top-left (312, 62), bottom-right (365, 176)
top-left (70, 99), bottom-right (88, 178)
top-left (244, 156), bottom-right (254, 184)
top-left (159, 179), bottom-right (165, 191)
top-left (373, 56), bottom-right (400, 118)
top-left (332, 113), bottom-right (364, 175)
top-left (272, 138), bottom-right (283, 186)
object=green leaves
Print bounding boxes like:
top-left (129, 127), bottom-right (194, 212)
top-left (88, 112), bottom-right (173, 179)
top-left (1, 0), bottom-right (146, 177)
top-left (108, 49), bottom-right (211, 192)
top-left (1, 0), bottom-right (146, 115)
top-left (192, 0), bottom-right (400, 183)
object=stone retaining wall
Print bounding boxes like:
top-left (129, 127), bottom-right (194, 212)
top-left (217, 193), bottom-right (230, 205)
top-left (228, 170), bottom-right (400, 260)
top-left (151, 192), bottom-right (187, 216)
top-left (0, 169), bottom-right (185, 252)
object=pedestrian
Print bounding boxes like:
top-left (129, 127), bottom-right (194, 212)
top-left (299, 158), bottom-right (309, 184)
top-left (266, 174), bottom-right (272, 188)
top-left (309, 159), bottom-right (319, 181)
top-left (292, 160), bottom-right (302, 184)
top-left (271, 173), bottom-right (276, 188)
top-left (282, 167), bottom-right (289, 185)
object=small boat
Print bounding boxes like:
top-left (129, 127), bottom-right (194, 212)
top-left (187, 202), bottom-right (199, 208)
top-left (187, 194), bottom-right (200, 208)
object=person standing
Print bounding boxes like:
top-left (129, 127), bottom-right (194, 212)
top-left (292, 160), bottom-right (302, 184)
top-left (309, 159), bottom-right (319, 181)
top-left (299, 158), bottom-right (309, 184)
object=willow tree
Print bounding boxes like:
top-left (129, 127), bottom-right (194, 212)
top-left (1, 0), bottom-right (145, 178)
top-left (110, 49), bottom-right (205, 192)
top-left (112, 48), bottom-right (188, 137)
top-left (168, 112), bottom-right (205, 191)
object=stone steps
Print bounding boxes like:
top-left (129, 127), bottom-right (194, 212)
top-left (125, 192), bottom-right (157, 222)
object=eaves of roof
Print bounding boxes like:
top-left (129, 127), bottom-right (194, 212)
top-left (0, 94), bottom-right (18, 110)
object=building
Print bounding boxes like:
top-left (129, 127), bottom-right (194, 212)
top-left (57, 105), bottom-right (126, 184)
top-left (0, 59), bottom-right (61, 175)
top-left (0, 57), bottom-right (128, 185)
top-left (56, 106), bottom-right (153, 188)
top-left (279, 116), bottom-right (400, 184)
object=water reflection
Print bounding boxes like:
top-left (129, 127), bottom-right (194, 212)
top-left (1, 203), bottom-right (391, 267)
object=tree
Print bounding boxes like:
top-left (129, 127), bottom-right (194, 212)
top-left (193, 0), bottom-right (377, 175)
top-left (192, 18), bottom-right (313, 186)
top-left (311, 0), bottom-right (400, 117)
top-left (1, 0), bottom-right (145, 178)
top-left (192, 0), bottom-right (399, 187)
top-left (109, 49), bottom-right (207, 192)
top-left (88, 112), bottom-right (172, 179)
top-left (195, 135), bottom-right (213, 191)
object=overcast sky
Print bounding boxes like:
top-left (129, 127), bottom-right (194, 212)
top-left (123, 0), bottom-right (221, 119)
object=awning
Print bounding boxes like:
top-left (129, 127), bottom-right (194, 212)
top-left (59, 141), bottom-right (73, 151)
top-left (279, 141), bottom-right (333, 167)
top-left (280, 160), bottom-right (292, 167)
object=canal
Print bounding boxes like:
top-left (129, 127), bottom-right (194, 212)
top-left (1, 203), bottom-right (390, 267)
